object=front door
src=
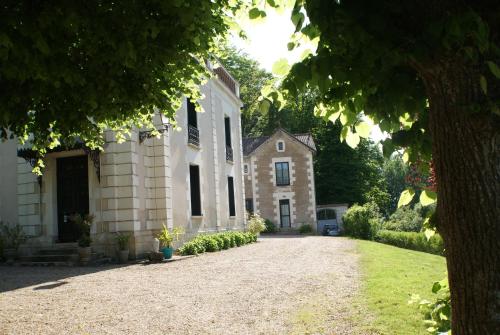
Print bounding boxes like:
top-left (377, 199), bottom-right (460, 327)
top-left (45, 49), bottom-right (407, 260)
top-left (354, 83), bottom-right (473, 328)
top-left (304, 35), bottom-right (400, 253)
top-left (56, 156), bottom-right (89, 242)
top-left (279, 199), bottom-right (291, 228)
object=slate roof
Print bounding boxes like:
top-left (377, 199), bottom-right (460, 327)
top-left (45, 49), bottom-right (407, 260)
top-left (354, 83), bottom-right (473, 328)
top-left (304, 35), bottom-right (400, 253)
top-left (242, 130), bottom-right (316, 156)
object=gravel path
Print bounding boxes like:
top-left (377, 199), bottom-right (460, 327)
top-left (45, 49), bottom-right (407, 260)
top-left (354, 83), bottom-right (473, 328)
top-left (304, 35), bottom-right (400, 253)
top-left (0, 236), bottom-right (361, 335)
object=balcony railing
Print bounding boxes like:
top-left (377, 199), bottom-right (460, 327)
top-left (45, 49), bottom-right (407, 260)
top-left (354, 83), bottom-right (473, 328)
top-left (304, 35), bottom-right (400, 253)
top-left (188, 125), bottom-right (199, 147)
top-left (226, 146), bottom-right (233, 162)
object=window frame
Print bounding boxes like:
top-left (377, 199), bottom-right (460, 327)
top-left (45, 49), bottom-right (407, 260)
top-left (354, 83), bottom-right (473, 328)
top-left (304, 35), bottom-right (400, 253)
top-left (227, 176), bottom-right (236, 217)
top-left (275, 162), bottom-right (290, 186)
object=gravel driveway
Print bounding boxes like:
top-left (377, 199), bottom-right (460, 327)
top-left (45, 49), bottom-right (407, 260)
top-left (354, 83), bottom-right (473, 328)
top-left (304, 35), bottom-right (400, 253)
top-left (0, 236), bottom-right (361, 335)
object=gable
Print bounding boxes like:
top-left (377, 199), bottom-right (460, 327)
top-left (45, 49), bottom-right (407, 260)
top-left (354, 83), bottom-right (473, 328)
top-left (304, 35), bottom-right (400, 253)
top-left (242, 129), bottom-right (316, 157)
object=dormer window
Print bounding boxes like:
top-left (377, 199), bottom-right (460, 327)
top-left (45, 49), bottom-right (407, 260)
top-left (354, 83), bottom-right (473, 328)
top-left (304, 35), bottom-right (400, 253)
top-left (277, 140), bottom-right (285, 152)
top-left (244, 164), bottom-right (249, 174)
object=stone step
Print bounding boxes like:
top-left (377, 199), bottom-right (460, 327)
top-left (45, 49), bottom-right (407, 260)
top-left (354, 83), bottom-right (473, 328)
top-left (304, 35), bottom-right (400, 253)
top-left (38, 248), bottom-right (78, 255)
top-left (15, 261), bottom-right (76, 267)
top-left (20, 254), bottom-right (78, 263)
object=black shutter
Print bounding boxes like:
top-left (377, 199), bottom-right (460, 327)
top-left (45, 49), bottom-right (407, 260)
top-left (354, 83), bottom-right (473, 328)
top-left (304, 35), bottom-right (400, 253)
top-left (187, 99), bottom-right (197, 128)
top-left (224, 117), bottom-right (231, 147)
top-left (228, 176), bottom-right (236, 216)
top-left (189, 165), bottom-right (201, 215)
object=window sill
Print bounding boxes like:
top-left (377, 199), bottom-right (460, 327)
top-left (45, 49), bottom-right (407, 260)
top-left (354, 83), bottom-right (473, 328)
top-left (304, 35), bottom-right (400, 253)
top-left (191, 215), bottom-right (203, 219)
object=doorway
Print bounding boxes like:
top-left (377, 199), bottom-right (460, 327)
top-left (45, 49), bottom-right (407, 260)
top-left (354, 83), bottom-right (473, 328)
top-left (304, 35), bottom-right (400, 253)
top-left (279, 199), bottom-right (291, 228)
top-left (56, 156), bottom-right (89, 242)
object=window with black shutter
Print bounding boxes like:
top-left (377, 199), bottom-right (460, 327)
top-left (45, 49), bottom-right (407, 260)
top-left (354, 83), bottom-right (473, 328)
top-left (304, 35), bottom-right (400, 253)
top-left (189, 165), bottom-right (202, 216)
top-left (228, 176), bottom-right (236, 217)
top-left (275, 162), bottom-right (290, 186)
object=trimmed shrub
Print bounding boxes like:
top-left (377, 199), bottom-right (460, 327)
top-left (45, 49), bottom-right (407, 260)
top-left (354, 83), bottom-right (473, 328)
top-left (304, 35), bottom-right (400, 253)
top-left (178, 231), bottom-right (258, 256)
top-left (263, 219), bottom-right (277, 233)
top-left (299, 224), bottom-right (313, 234)
top-left (247, 214), bottom-right (266, 234)
top-left (343, 202), bottom-right (382, 240)
top-left (375, 230), bottom-right (444, 255)
top-left (384, 206), bottom-right (423, 232)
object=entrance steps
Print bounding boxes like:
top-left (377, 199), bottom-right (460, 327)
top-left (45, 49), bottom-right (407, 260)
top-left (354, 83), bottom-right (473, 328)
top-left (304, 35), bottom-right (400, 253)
top-left (18, 244), bottom-right (79, 266)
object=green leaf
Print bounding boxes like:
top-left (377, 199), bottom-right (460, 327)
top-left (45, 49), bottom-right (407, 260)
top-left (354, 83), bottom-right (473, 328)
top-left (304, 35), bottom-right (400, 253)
top-left (272, 58), bottom-right (290, 76)
top-left (345, 128), bottom-right (360, 148)
top-left (480, 75), bottom-right (487, 94)
top-left (398, 189), bottom-right (415, 208)
top-left (486, 61), bottom-right (500, 79)
top-left (328, 111), bottom-right (341, 123)
top-left (355, 121), bottom-right (372, 138)
top-left (431, 281), bottom-right (442, 293)
top-left (287, 42), bottom-right (295, 51)
top-left (420, 190), bottom-right (437, 206)
top-left (249, 8), bottom-right (262, 20)
top-left (291, 12), bottom-right (305, 31)
top-left (258, 99), bottom-right (271, 114)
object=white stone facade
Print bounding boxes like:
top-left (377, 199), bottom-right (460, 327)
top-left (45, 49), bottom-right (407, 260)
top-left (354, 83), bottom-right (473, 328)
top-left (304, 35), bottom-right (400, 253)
top-left (0, 70), bottom-right (246, 258)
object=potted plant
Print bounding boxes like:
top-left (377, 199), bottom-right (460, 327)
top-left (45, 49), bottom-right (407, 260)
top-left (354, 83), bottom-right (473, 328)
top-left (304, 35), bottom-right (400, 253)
top-left (0, 222), bottom-right (27, 262)
top-left (156, 224), bottom-right (184, 259)
top-left (72, 214), bottom-right (94, 265)
top-left (115, 232), bottom-right (131, 263)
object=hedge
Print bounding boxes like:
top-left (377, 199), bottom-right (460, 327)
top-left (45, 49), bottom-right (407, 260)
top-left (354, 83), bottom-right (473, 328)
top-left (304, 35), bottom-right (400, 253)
top-left (178, 231), bottom-right (257, 256)
top-left (375, 230), bottom-right (444, 256)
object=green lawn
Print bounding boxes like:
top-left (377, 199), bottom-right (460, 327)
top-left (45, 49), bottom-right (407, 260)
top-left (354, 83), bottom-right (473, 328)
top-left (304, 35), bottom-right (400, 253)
top-left (354, 240), bottom-right (447, 335)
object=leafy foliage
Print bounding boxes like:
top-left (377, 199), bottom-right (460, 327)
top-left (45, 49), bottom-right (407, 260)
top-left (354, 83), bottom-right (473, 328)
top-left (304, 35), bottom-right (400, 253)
top-left (299, 224), bottom-right (313, 234)
top-left (156, 224), bottom-right (184, 248)
top-left (410, 279), bottom-right (451, 334)
top-left (375, 230), bottom-right (444, 256)
top-left (178, 231), bottom-right (257, 256)
top-left (342, 202), bottom-right (382, 240)
top-left (247, 213), bottom-right (266, 234)
top-left (115, 232), bottom-right (131, 251)
top-left (384, 206), bottom-right (424, 232)
top-left (263, 219), bottom-right (277, 233)
top-left (0, 221), bottom-right (27, 250)
top-left (0, 1), bottom-right (241, 171)
top-left (382, 155), bottom-right (409, 214)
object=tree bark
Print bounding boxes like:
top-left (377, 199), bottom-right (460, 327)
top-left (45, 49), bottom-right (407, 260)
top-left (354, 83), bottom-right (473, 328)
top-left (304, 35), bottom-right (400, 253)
top-left (422, 61), bottom-right (500, 334)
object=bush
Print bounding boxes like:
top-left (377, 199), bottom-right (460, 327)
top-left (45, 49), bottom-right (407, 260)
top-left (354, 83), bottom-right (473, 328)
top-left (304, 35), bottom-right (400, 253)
top-left (409, 278), bottom-right (451, 334)
top-left (384, 206), bottom-right (423, 232)
top-left (247, 214), bottom-right (266, 234)
top-left (375, 230), bottom-right (444, 255)
top-left (178, 231), bottom-right (258, 256)
top-left (299, 224), bottom-right (313, 234)
top-left (343, 202), bottom-right (382, 240)
top-left (263, 219), bottom-right (277, 233)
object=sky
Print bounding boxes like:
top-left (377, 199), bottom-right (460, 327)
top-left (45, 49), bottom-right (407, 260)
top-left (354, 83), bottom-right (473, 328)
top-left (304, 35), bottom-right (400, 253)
top-left (230, 10), bottom-right (387, 143)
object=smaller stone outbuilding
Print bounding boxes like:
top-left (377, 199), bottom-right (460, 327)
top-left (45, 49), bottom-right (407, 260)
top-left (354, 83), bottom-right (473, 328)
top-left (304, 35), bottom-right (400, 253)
top-left (242, 128), bottom-right (317, 231)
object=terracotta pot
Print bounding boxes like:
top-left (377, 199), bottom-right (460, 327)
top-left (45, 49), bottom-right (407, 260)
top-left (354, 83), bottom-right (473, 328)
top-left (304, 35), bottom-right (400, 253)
top-left (118, 249), bottom-right (129, 263)
top-left (78, 246), bottom-right (92, 265)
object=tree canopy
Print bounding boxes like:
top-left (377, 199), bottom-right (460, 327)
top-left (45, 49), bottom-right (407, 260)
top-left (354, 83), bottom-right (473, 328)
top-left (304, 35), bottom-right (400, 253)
top-left (0, 1), bottom-right (240, 171)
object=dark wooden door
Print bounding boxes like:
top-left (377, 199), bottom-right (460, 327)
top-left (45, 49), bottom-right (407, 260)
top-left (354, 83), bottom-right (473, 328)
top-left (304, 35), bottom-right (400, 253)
top-left (279, 199), bottom-right (291, 228)
top-left (57, 156), bottom-right (89, 242)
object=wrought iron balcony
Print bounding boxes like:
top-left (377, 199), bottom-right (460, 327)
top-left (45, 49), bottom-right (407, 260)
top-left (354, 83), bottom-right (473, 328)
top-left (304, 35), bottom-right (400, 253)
top-left (188, 124), bottom-right (200, 147)
top-left (226, 145), bottom-right (233, 162)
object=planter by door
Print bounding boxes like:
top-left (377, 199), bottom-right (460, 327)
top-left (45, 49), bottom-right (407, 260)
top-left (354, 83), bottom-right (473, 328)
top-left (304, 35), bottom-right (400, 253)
top-left (161, 247), bottom-right (173, 259)
top-left (118, 250), bottom-right (129, 263)
top-left (78, 246), bottom-right (92, 265)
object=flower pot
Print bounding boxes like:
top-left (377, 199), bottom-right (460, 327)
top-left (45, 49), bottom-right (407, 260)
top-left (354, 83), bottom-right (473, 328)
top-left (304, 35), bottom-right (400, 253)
top-left (118, 249), bottom-right (129, 263)
top-left (161, 246), bottom-right (173, 259)
top-left (78, 246), bottom-right (92, 265)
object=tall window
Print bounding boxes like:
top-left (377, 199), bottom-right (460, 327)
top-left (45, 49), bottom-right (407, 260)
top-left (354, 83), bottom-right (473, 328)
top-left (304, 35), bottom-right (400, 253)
top-left (245, 198), bottom-right (254, 213)
top-left (225, 117), bottom-right (233, 161)
top-left (228, 176), bottom-right (236, 217)
top-left (189, 165), bottom-right (201, 216)
top-left (187, 99), bottom-right (197, 128)
top-left (275, 162), bottom-right (290, 186)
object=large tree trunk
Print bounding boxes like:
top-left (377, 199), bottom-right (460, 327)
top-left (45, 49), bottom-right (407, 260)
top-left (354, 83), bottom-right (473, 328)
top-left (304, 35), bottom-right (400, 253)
top-left (423, 62), bottom-right (500, 334)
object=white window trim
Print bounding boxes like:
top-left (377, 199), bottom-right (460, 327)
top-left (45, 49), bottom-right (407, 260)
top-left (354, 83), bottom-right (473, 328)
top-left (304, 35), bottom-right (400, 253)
top-left (270, 157), bottom-right (294, 187)
top-left (276, 140), bottom-right (285, 152)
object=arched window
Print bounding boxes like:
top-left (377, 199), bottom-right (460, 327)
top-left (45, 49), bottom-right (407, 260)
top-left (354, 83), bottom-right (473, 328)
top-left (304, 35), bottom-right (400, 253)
top-left (276, 140), bottom-right (285, 152)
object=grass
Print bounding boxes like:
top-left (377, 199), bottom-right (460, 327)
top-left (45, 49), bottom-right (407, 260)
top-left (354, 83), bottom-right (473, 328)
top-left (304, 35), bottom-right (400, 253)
top-left (354, 240), bottom-right (447, 335)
